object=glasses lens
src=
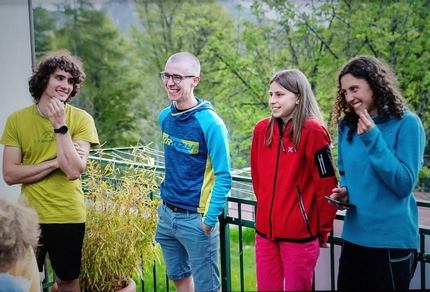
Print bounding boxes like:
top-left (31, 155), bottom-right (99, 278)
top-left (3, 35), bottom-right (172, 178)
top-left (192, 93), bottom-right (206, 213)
top-left (172, 75), bottom-right (182, 84)
top-left (160, 73), bottom-right (187, 84)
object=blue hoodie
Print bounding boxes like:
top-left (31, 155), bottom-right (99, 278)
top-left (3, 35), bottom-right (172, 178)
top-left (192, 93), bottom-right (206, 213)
top-left (338, 108), bottom-right (425, 249)
top-left (158, 97), bottom-right (232, 227)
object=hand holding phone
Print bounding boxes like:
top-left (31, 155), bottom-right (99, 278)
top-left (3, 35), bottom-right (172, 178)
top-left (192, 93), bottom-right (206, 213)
top-left (324, 196), bottom-right (356, 208)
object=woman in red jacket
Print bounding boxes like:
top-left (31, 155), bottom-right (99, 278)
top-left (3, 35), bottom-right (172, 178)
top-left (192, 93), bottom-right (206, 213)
top-left (251, 69), bottom-right (337, 291)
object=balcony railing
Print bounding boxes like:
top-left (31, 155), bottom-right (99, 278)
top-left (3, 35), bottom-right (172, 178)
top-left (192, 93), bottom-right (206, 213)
top-left (42, 147), bottom-right (430, 291)
top-left (219, 194), bottom-right (430, 291)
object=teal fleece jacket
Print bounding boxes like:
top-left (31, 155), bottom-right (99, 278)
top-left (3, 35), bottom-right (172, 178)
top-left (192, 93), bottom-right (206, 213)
top-left (338, 108), bottom-right (426, 249)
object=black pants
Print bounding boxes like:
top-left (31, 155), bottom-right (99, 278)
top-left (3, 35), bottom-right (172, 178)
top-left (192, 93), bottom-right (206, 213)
top-left (337, 241), bottom-right (417, 291)
top-left (37, 223), bottom-right (85, 281)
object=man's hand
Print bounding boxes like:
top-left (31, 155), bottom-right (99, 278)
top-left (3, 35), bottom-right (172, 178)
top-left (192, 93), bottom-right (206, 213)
top-left (46, 98), bottom-right (66, 129)
top-left (74, 142), bottom-right (85, 158)
top-left (202, 222), bottom-right (213, 234)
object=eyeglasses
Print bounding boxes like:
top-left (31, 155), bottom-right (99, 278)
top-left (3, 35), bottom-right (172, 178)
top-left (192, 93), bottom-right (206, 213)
top-left (160, 72), bottom-right (195, 84)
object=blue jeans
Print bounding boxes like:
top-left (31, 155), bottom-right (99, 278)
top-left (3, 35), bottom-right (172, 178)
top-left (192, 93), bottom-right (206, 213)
top-left (155, 203), bottom-right (220, 292)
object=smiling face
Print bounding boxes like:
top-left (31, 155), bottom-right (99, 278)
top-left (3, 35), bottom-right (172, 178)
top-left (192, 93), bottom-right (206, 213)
top-left (163, 60), bottom-right (200, 109)
top-left (42, 67), bottom-right (74, 102)
top-left (340, 73), bottom-right (378, 116)
top-left (269, 81), bottom-right (299, 124)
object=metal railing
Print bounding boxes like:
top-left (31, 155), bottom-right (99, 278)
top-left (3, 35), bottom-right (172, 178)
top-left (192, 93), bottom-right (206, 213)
top-left (41, 148), bottom-right (430, 291)
top-left (42, 190), bottom-right (430, 292)
top-left (218, 191), bottom-right (430, 291)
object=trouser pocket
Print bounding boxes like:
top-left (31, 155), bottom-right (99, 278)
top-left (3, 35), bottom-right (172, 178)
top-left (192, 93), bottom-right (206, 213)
top-left (389, 248), bottom-right (417, 290)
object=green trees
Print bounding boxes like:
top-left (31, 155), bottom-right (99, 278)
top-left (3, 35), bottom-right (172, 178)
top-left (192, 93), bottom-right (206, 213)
top-left (253, 0), bottom-right (430, 132)
top-left (130, 0), bottom-right (238, 149)
top-left (34, 0), bottom-right (144, 147)
top-left (33, 0), bottom-right (430, 188)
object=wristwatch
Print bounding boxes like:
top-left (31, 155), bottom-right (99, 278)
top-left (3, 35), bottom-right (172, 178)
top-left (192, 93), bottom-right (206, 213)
top-left (54, 125), bottom-right (69, 134)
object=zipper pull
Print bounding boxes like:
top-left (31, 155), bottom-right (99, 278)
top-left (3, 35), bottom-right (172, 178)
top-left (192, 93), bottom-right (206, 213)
top-left (280, 139), bottom-right (286, 153)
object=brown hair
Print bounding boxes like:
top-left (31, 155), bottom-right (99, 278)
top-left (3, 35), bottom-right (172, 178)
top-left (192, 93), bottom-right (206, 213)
top-left (331, 55), bottom-right (405, 141)
top-left (29, 50), bottom-right (86, 103)
top-left (265, 69), bottom-right (324, 151)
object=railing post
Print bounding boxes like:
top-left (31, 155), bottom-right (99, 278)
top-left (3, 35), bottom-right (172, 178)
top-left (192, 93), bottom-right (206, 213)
top-left (420, 232), bottom-right (426, 290)
top-left (219, 203), bottom-right (231, 292)
top-left (329, 231), bottom-right (336, 291)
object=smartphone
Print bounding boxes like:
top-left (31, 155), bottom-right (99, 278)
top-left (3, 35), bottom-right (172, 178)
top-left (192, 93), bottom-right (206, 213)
top-left (324, 196), bottom-right (356, 208)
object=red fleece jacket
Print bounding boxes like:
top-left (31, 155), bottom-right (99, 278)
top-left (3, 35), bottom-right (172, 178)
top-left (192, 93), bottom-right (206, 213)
top-left (251, 118), bottom-right (337, 243)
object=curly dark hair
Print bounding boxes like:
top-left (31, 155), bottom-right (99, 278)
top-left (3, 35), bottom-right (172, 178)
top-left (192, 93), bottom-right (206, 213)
top-left (331, 55), bottom-right (406, 141)
top-left (29, 50), bottom-right (86, 103)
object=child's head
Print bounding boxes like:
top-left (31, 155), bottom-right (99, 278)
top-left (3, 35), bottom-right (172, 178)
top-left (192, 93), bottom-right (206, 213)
top-left (0, 197), bottom-right (40, 272)
top-left (29, 50), bottom-right (86, 103)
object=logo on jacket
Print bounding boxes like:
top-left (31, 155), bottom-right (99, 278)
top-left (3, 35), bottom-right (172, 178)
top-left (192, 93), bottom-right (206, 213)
top-left (163, 133), bottom-right (199, 154)
top-left (314, 145), bottom-right (335, 178)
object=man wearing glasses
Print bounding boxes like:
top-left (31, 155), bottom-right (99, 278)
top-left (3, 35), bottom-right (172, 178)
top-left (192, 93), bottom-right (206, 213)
top-left (155, 52), bottom-right (232, 292)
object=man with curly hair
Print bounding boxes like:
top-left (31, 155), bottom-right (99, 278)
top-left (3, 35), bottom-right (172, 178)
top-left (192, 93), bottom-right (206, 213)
top-left (0, 50), bottom-right (99, 292)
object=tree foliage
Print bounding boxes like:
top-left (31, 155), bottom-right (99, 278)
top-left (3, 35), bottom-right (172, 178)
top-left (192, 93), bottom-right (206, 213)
top-left (130, 0), bottom-right (238, 149)
top-left (34, 0), bottom-right (145, 147)
top-left (33, 0), bottom-right (430, 188)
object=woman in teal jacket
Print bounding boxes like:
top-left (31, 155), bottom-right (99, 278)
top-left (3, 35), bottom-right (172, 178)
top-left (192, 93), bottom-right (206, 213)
top-left (330, 55), bottom-right (426, 291)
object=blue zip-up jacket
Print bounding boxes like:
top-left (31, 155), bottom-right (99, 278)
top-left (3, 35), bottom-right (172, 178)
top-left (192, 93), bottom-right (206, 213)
top-left (338, 107), bottom-right (425, 249)
top-left (158, 97), bottom-right (232, 227)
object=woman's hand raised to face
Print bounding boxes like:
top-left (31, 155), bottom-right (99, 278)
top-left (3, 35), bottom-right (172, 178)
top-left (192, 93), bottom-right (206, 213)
top-left (357, 109), bottom-right (375, 136)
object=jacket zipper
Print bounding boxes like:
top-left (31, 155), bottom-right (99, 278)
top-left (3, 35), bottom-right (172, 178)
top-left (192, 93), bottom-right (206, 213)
top-left (296, 186), bottom-right (313, 236)
top-left (269, 120), bottom-right (287, 239)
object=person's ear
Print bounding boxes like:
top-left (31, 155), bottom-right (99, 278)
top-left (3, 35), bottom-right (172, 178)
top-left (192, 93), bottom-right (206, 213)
top-left (192, 76), bottom-right (200, 87)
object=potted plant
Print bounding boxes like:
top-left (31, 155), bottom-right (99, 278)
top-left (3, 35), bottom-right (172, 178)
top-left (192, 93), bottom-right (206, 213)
top-left (79, 145), bottom-right (161, 292)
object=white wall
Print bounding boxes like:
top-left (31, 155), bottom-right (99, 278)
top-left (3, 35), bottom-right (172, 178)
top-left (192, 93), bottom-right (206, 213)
top-left (0, 0), bottom-right (33, 199)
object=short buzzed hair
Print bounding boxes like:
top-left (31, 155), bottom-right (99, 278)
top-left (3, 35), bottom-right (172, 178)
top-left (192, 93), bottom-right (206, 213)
top-left (167, 52), bottom-right (200, 76)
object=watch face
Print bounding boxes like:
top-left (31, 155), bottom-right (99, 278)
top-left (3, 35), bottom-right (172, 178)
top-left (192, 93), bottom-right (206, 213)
top-left (60, 125), bottom-right (68, 133)
top-left (55, 125), bottom-right (69, 134)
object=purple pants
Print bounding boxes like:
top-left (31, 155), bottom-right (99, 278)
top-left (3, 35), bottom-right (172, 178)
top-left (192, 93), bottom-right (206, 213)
top-left (255, 234), bottom-right (320, 291)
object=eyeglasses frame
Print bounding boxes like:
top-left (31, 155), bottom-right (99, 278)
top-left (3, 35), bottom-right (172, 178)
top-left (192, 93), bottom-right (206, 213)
top-left (160, 72), bottom-right (196, 84)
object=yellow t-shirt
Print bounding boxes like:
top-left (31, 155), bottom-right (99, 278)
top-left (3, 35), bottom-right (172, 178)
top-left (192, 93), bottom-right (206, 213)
top-left (0, 104), bottom-right (99, 223)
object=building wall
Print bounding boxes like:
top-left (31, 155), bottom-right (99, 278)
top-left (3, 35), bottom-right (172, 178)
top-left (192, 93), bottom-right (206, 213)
top-left (0, 0), bottom-right (33, 199)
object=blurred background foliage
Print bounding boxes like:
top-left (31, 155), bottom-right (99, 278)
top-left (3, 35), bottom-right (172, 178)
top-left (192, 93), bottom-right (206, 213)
top-left (33, 0), bottom-right (430, 190)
